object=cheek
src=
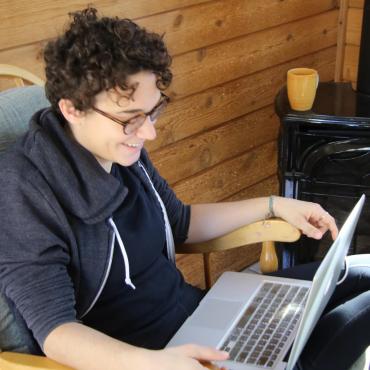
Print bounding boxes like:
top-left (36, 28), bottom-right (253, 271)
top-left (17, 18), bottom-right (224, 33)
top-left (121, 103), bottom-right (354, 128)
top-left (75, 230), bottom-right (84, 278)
top-left (89, 121), bottom-right (122, 145)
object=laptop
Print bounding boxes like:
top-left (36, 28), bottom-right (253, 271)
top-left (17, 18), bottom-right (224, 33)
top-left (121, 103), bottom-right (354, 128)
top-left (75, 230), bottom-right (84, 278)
top-left (167, 195), bottom-right (365, 370)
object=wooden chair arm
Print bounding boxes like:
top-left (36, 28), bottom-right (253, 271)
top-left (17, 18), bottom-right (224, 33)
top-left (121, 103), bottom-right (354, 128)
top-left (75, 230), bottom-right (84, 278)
top-left (0, 352), bottom-right (72, 370)
top-left (177, 219), bottom-right (300, 288)
top-left (176, 219), bottom-right (300, 254)
top-left (0, 64), bottom-right (44, 87)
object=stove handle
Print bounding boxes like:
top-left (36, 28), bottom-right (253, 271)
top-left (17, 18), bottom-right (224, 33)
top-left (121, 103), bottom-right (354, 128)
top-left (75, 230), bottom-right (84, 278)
top-left (302, 139), bottom-right (370, 175)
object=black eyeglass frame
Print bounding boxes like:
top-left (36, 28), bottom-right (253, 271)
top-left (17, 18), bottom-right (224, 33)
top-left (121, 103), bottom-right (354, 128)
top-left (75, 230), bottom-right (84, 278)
top-left (92, 93), bottom-right (170, 135)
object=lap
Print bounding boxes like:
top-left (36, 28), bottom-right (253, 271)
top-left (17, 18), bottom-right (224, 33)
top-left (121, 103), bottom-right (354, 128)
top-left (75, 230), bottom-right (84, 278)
top-left (271, 254), bottom-right (370, 370)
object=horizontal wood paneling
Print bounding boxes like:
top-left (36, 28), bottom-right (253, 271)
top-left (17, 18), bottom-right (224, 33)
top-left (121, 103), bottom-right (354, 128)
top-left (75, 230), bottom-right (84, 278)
top-left (174, 141), bottom-right (278, 204)
top-left (223, 176), bottom-right (279, 202)
top-left (149, 46), bottom-right (337, 152)
top-left (178, 174), bottom-right (280, 288)
top-left (176, 253), bottom-right (205, 288)
top-left (141, 0), bottom-right (338, 56)
top-left (169, 10), bottom-right (338, 99)
top-left (150, 105), bottom-right (279, 185)
top-left (0, 3), bottom-right (339, 88)
top-left (207, 244), bottom-right (262, 287)
top-left (0, 1), bottom-right (340, 285)
top-left (0, 0), bottom-right (211, 51)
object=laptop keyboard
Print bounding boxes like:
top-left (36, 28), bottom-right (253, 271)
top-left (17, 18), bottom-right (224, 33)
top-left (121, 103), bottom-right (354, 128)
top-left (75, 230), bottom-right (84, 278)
top-left (220, 281), bottom-right (309, 368)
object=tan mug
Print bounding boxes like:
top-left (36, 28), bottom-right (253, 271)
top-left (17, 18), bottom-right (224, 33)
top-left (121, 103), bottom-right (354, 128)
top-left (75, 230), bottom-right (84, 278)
top-left (287, 68), bottom-right (319, 111)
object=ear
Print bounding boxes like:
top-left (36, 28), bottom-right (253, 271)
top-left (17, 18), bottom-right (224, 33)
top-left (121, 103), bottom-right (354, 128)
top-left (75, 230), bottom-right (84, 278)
top-left (58, 99), bottom-right (85, 125)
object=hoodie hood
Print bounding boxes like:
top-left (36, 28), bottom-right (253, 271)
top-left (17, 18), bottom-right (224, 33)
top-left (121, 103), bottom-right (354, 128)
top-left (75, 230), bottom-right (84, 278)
top-left (20, 108), bottom-right (127, 224)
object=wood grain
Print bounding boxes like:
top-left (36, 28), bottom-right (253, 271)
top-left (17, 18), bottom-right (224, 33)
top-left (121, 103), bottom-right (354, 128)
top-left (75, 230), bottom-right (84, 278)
top-left (207, 244), bottom-right (262, 286)
top-left (173, 140), bottom-right (278, 204)
top-left (349, 0), bottom-right (364, 7)
top-left (0, 0), bottom-right (211, 51)
top-left (140, 0), bottom-right (337, 56)
top-left (335, 0), bottom-right (349, 81)
top-left (176, 253), bottom-right (205, 288)
top-left (343, 44), bottom-right (360, 82)
top-left (346, 7), bottom-right (363, 45)
top-left (223, 176), bottom-right (280, 202)
top-left (0, 1), bottom-right (340, 288)
top-left (0, 8), bottom-right (339, 100)
top-left (150, 105), bottom-right (280, 185)
top-left (149, 46), bottom-right (337, 151)
top-left (169, 10), bottom-right (339, 99)
top-left (342, 0), bottom-right (363, 85)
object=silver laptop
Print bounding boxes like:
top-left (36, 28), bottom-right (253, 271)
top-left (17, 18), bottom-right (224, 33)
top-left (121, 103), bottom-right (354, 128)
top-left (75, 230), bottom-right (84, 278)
top-left (168, 195), bottom-right (365, 370)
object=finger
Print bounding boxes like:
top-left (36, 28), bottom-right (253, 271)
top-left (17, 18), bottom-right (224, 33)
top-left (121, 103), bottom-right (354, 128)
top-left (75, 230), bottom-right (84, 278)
top-left (176, 344), bottom-right (229, 362)
top-left (199, 362), bottom-right (228, 370)
top-left (199, 361), bottom-right (224, 370)
top-left (296, 217), bottom-right (323, 239)
top-left (315, 212), bottom-right (338, 240)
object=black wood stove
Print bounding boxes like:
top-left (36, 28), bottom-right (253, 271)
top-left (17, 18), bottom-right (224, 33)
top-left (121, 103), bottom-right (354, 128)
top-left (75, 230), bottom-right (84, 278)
top-left (276, 82), bottom-right (370, 268)
top-left (275, 0), bottom-right (370, 268)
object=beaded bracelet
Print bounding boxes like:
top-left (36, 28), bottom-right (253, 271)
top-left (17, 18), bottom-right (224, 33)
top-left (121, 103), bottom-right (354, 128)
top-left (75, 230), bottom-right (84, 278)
top-left (266, 195), bottom-right (275, 219)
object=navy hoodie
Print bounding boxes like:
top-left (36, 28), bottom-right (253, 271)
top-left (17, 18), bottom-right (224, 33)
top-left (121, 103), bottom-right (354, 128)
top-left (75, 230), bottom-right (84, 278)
top-left (0, 108), bottom-right (191, 349)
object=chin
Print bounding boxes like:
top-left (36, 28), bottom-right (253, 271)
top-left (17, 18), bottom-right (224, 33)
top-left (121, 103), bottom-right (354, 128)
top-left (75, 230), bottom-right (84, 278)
top-left (117, 152), bottom-right (141, 167)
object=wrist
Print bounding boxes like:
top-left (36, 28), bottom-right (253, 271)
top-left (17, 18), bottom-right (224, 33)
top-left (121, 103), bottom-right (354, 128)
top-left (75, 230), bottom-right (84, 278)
top-left (116, 343), bottom-right (152, 370)
top-left (265, 195), bottom-right (276, 219)
top-left (271, 196), bottom-right (284, 218)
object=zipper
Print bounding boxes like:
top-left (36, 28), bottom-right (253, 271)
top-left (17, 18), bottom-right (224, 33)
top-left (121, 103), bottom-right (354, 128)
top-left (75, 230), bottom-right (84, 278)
top-left (80, 228), bottom-right (115, 318)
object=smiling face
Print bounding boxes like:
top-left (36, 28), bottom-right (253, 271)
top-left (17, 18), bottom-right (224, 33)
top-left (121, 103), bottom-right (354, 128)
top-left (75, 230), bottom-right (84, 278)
top-left (60, 71), bottom-right (162, 172)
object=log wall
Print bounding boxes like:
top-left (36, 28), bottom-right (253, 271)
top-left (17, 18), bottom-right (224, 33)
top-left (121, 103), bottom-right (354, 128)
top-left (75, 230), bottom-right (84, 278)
top-left (0, 1), bottom-right (339, 287)
top-left (341, 0), bottom-right (364, 85)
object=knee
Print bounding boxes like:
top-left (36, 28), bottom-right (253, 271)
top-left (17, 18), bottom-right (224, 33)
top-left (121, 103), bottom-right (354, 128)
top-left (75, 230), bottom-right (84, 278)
top-left (346, 254), bottom-right (370, 271)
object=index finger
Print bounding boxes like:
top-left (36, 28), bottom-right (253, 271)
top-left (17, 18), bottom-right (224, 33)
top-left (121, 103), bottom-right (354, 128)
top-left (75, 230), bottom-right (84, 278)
top-left (321, 212), bottom-right (338, 240)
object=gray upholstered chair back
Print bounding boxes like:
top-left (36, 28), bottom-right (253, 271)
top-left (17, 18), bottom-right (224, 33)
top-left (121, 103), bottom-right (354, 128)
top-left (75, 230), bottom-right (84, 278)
top-left (0, 85), bottom-right (49, 353)
top-left (0, 85), bottom-right (49, 155)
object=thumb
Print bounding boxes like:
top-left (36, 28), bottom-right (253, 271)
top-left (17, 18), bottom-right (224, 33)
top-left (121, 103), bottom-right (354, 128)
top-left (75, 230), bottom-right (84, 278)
top-left (172, 344), bottom-right (229, 362)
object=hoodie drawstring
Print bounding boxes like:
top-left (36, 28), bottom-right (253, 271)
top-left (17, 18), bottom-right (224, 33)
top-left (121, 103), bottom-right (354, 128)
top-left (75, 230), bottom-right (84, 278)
top-left (107, 161), bottom-right (176, 290)
top-left (138, 161), bottom-right (176, 264)
top-left (108, 218), bottom-right (136, 290)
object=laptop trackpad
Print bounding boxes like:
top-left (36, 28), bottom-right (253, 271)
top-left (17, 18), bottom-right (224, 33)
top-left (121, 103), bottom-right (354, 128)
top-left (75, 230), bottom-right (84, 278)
top-left (189, 298), bottom-right (244, 331)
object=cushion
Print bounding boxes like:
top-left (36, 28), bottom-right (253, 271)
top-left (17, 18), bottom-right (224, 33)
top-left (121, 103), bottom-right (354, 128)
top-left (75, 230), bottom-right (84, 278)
top-left (0, 85), bottom-right (49, 154)
top-left (0, 293), bottom-right (41, 354)
top-left (0, 85), bottom-right (48, 353)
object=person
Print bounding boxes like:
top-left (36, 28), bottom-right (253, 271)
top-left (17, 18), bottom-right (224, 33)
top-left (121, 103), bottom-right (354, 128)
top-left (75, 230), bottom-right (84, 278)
top-left (0, 7), bottom-right (368, 370)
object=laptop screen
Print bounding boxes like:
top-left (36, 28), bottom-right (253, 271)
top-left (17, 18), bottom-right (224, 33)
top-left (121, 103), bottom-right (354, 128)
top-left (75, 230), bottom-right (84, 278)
top-left (286, 194), bottom-right (365, 370)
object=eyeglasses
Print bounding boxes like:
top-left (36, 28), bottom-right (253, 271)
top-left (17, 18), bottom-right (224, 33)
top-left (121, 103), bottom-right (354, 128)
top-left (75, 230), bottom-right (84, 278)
top-left (92, 93), bottom-right (170, 135)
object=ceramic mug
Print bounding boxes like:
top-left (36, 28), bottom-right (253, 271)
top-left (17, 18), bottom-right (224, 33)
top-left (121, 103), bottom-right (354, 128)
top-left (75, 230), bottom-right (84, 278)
top-left (287, 68), bottom-right (319, 111)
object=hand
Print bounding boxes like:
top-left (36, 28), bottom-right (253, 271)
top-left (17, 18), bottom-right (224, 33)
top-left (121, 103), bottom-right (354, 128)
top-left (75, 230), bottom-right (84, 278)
top-left (148, 344), bottom-right (229, 370)
top-left (273, 197), bottom-right (338, 240)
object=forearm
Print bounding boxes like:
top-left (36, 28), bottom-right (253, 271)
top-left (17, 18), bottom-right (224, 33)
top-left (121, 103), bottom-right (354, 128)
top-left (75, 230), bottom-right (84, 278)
top-left (186, 195), bottom-right (338, 244)
top-left (186, 197), bottom-right (272, 243)
top-left (43, 322), bottom-right (229, 370)
top-left (43, 322), bottom-right (148, 370)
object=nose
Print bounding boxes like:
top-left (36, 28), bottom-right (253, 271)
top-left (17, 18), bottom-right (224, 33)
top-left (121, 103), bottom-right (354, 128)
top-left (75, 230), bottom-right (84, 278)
top-left (135, 116), bottom-right (157, 141)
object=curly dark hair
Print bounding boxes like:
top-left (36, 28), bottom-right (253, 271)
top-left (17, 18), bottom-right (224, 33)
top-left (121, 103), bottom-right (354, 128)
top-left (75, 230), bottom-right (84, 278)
top-left (44, 7), bottom-right (172, 111)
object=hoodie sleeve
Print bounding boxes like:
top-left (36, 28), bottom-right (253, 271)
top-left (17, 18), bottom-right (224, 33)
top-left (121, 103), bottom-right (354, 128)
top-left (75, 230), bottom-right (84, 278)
top-left (139, 150), bottom-right (190, 244)
top-left (0, 169), bottom-right (78, 350)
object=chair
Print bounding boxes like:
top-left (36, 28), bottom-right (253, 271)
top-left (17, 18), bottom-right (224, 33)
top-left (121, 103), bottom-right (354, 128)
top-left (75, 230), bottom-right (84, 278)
top-left (177, 219), bottom-right (300, 288)
top-left (0, 64), bottom-right (302, 370)
top-left (10, 64), bottom-right (370, 370)
top-left (0, 64), bottom-right (44, 87)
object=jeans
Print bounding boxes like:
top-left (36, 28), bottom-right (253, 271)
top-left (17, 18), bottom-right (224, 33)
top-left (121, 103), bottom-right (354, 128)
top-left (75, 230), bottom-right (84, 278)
top-left (270, 254), bottom-right (370, 370)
